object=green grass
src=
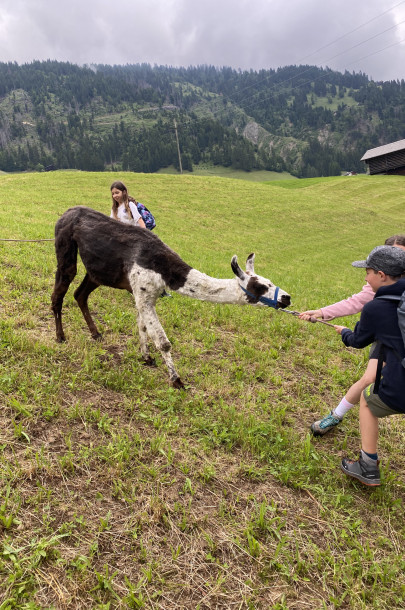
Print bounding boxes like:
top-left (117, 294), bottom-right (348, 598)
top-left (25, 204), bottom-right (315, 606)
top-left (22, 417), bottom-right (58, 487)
top-left (157, 163), bottom-right (296, 181)
top-left (308, 92), bottom-right (359, 111)
top-left (0, 171), bottom-right (405, 608)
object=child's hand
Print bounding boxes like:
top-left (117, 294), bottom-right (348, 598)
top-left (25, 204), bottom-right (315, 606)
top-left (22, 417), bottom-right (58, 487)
top-left (334, 325), bottom-right (346, 335)
top-left (299, 309), bottom-right (322, 321)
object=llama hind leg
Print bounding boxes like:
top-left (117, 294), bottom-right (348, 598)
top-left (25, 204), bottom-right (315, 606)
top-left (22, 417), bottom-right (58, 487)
top-left (74, 273), bottom-right (102, 340)
top-left (51, 264), bottom-right (77, 343)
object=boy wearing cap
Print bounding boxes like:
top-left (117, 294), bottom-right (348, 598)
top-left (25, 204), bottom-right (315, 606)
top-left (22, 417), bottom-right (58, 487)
top-left (334, 245), bottom-right (405, 487)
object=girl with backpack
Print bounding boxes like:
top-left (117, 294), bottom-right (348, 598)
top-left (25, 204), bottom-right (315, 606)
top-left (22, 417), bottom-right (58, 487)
top-left (109, 180), bottom-right (168, 296)
top-left (110, 181), bottom-right (156, 230)
top-left (110, 181), bottom-right (146, 228)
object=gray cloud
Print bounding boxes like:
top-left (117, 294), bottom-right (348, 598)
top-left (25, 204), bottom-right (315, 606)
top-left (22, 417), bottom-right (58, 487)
top-left (0, 0), bottom-right (404, 81)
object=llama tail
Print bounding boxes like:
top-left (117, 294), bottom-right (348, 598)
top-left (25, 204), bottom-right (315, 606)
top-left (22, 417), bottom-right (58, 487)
top-left (54, 214), bottom-right (79, 279)
top-left (52, 213), bottom-right (81, 343)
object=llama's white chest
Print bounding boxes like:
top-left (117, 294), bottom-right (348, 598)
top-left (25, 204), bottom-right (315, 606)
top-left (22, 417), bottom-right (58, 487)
top-left (128, 262), bottom-right (166, 297)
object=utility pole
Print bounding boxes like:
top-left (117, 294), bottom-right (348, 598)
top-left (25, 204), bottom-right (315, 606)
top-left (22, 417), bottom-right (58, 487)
top-left (174, 119), bottom-right (183, 174)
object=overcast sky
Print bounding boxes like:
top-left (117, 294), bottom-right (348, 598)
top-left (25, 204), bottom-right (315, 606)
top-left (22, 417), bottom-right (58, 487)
top-left (1, 0), bottom-right (405, 82)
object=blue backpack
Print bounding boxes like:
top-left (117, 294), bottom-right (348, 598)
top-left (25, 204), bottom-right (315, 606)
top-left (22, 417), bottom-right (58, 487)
top-left (376, 291), bottom-right (405, 368)
top-left (129, 199), bottom-right (156, 230)
top-left (373, 291), bottom-right (405, 393)
top-left (136, 202), bottom-right (156, 231)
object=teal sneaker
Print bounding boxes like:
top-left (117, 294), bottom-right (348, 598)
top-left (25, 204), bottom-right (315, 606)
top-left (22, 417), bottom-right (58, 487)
top-left (311, 412), bottom-right (342, 436)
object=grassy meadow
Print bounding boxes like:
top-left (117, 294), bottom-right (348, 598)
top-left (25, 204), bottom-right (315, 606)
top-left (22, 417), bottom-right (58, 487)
top-left (156, 164), bottom-right (297, 182)
top-left (1, 171), bottom-right (405, 609)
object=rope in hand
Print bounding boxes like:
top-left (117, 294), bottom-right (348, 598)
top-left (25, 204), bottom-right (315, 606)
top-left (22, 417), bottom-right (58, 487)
top-left (278, 308), bottom-right (336, 328)
top-left (0, 238), bottom-right (54, 242)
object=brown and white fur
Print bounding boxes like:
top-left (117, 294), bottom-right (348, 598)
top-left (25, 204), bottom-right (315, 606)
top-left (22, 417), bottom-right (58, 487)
top-left (51, 206), bottom-right (291, 387)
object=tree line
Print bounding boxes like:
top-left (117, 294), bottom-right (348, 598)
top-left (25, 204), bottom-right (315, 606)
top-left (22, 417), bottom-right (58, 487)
top-left (1, 60), bottom-right (405, 176)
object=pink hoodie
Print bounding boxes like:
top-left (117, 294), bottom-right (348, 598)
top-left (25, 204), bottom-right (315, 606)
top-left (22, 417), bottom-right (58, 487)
top-left (320, 283), bottom-right (374, 321)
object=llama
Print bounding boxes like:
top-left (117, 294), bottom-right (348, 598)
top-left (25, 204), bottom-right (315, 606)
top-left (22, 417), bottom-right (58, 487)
top-left (51, 206), bottom-right (291, 388)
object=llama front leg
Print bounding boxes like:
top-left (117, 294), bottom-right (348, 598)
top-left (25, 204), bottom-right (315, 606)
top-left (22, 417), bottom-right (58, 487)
top-left (136, 300), bottom-right (184, 388)
top-left (136, 309), bottom-right (156, 367)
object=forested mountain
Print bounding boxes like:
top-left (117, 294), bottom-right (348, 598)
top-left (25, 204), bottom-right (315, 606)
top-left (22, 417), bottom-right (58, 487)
top-left (1, 60), bottom-right (405, 177)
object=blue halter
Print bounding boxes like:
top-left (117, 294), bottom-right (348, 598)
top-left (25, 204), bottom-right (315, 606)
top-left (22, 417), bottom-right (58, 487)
top-left (239, 284), bottom-right (280, 309)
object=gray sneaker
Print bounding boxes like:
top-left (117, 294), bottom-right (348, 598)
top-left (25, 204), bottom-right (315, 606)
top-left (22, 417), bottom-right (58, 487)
top-left (311, 412), bottom-right (342, 436)
top-left (341, 453), bottom-right (381, 486)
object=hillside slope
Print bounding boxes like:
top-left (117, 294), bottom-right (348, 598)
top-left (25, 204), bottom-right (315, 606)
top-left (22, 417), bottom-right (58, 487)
top-left (1, 61), bottom-right (405, 177)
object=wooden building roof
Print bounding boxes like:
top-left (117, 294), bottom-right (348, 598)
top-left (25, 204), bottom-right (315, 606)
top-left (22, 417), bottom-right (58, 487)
top-left (361, 139), bottom-right (405, 161)
top-left (361, 139), bottom-right (405, 176)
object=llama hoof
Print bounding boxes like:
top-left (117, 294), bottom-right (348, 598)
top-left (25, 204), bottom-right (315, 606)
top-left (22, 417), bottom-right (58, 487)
top-left (172, 377), bottom-right (185, 390)
top-left (143, 356), bottom-right (157, 367)
top-left (56, 336), bottom-right (66, 343)
top-left (92, 333), bottom-right (102, 341)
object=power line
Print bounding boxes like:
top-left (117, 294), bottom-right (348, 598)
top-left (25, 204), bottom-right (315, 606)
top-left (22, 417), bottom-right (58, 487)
top-left (173, 119), bottom-right (183, 173)
top-left (205, 20), bottom-right (405, 122)
top-left (103, 23), bottom-right (405, 151)
top-left (300, 0), bottom-right (405, 62)
top-left (164, 2), bottom-right (405, 133)
top-left (165, 32), bottom-right (405, 141)
top-left (95, 3), bottom-right (405, 153)
top-left (153, 30), bottom-right (405, 161)
top-left (238, 35), bottom-right (405, 119)
top-left (312, 17), bottom-right (405, 68)
top-left (181, 0), bottom-right (405, 115)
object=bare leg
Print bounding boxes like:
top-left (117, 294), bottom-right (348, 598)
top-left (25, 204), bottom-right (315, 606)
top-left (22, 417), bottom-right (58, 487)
top-left (359, 393), bottom-right (379, 454)
top-left (345, 359), bottom-right (378, 405)
top-left (311, 359), bottom-right (379, 436)
top-left (73, 273), bottom-right (102, 339)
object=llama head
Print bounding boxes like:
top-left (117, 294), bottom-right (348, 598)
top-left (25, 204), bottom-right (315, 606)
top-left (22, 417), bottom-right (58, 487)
top-left (231, 253), bottom-right (291, 309)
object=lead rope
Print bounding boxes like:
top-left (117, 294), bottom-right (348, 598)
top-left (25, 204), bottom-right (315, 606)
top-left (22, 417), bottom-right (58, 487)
top-left (279, 308), bottom-right (336, 328)
top-left (239, 283), bottom-right (336, 325)
top-left (0, 238), bottom-right (54, 242)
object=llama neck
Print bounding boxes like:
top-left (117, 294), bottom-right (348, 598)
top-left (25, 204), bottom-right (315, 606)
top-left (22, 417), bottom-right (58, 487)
top-left (175, 269), bottom-right (245, 304)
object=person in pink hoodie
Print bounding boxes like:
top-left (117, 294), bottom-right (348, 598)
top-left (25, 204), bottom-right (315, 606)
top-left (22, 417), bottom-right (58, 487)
top-left (299, 234), bottom-right (405, 436)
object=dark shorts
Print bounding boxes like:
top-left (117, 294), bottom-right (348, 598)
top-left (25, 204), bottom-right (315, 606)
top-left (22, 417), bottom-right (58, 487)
top-left (363, 384), bottom-right (401, 418)
top-left (369, 342), bottom-right (380, 360)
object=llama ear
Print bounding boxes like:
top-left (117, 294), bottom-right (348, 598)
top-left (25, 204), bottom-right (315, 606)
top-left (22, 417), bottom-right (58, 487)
top-left (231, 255), bottom-right (245, 280)
top-left (246, 253), bottom-right (255, 274)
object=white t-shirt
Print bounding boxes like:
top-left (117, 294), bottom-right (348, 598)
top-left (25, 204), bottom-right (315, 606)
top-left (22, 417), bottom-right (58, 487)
top-left (111, 201), bottom-right (142, 225)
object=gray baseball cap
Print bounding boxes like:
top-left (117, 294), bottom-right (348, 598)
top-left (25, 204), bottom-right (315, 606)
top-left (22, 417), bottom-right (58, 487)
top-left (352, 245), bottom-right (405, 276)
